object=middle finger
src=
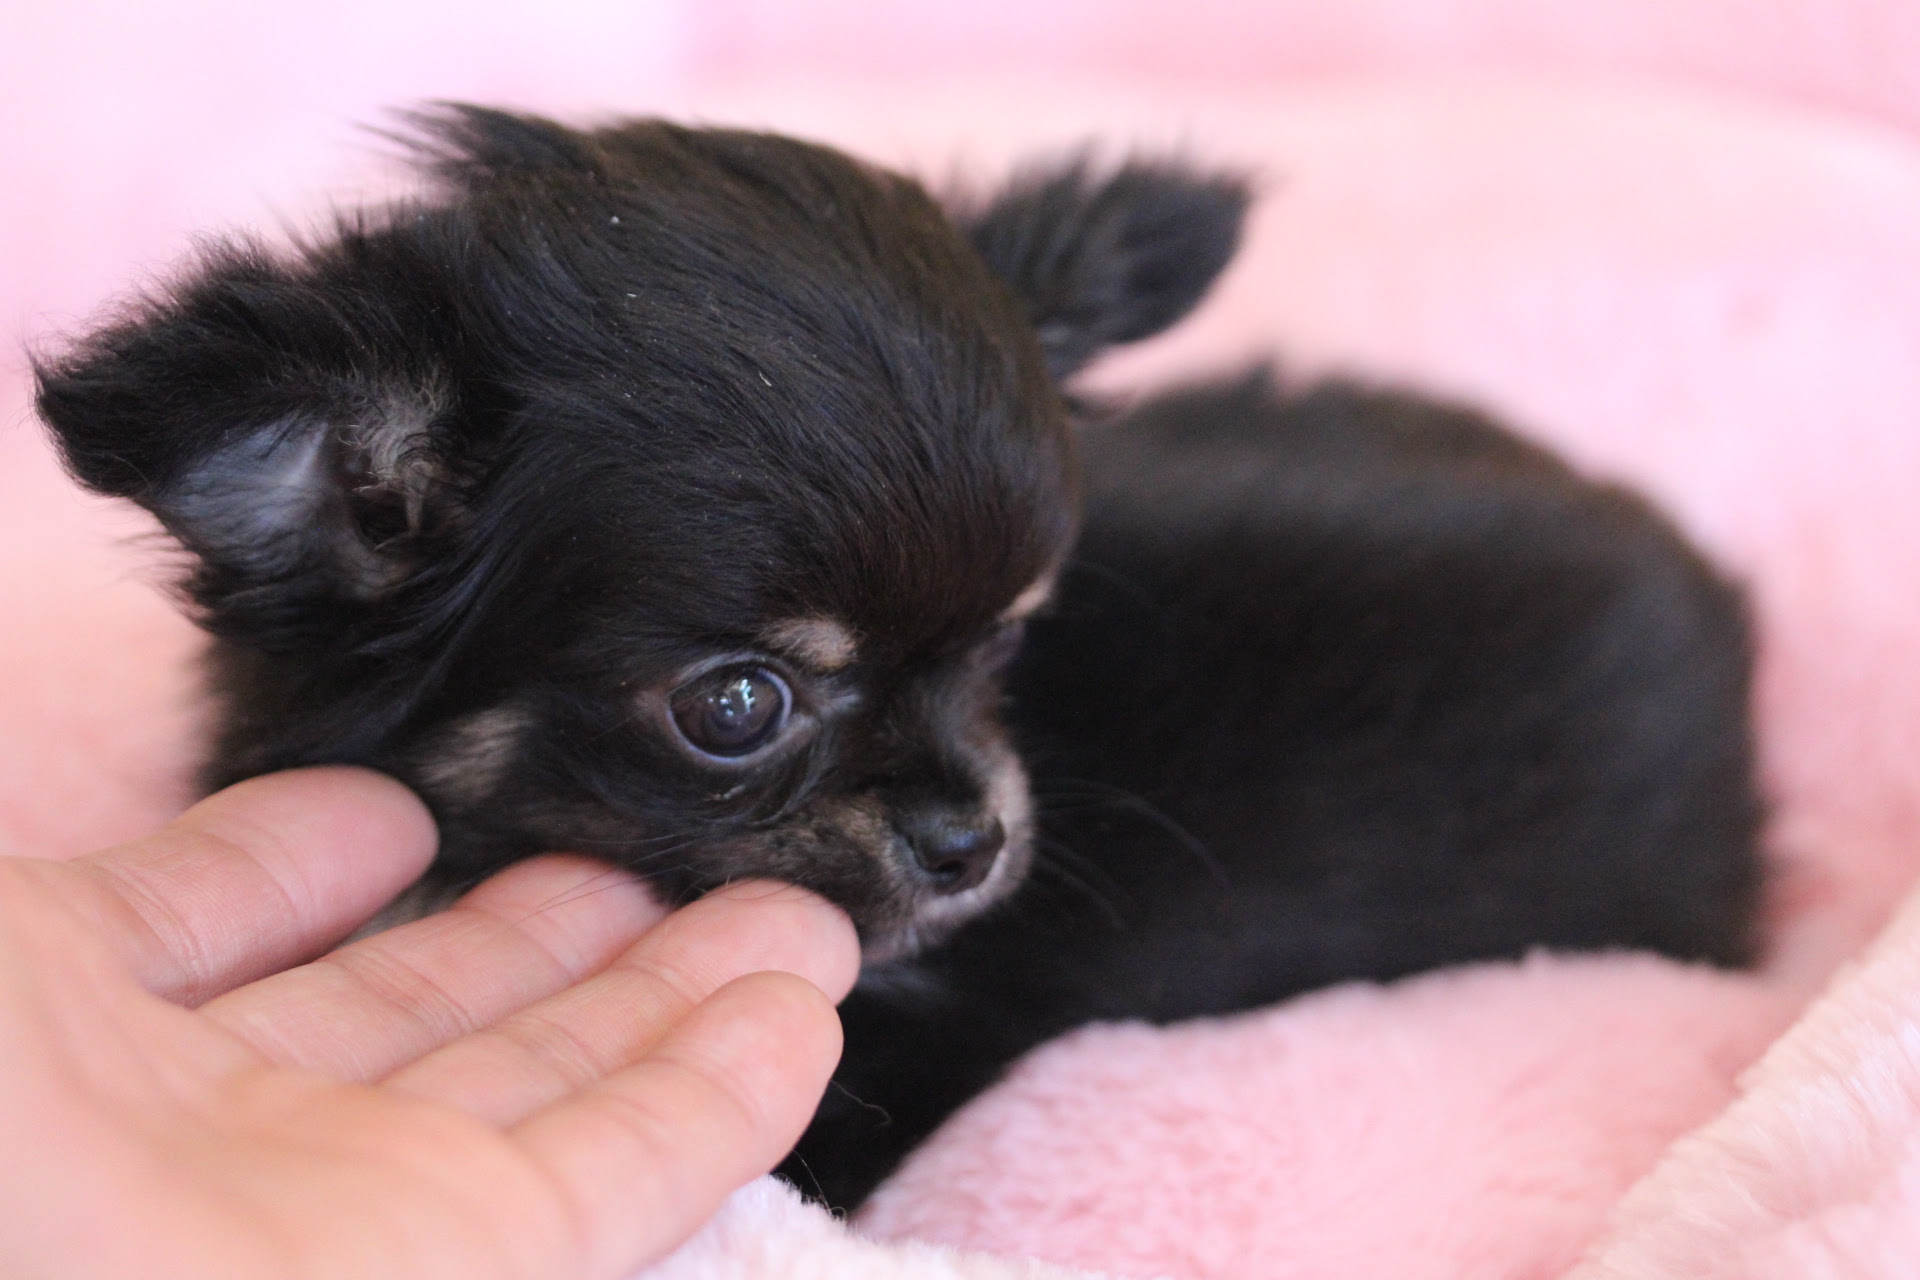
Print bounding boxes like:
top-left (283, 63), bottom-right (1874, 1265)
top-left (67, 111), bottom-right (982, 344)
top-left (381, 879), bottom-right (859, 1123)
top-left (201, 856), bottom-right (661, 1080)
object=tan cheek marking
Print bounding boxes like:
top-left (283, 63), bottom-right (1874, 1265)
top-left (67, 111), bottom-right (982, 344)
top-left (1002, 574), bottom-right (1057, 622)
top-left (762, 617), bottom-right (859, 672)
top-left (415, 704), bottom-right (531, 806)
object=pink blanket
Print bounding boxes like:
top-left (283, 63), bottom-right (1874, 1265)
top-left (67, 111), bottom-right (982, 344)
top-left (5, 6), bottom-right (1919, 1277)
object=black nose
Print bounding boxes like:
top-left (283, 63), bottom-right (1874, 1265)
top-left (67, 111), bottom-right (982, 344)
top-left (900, 813), bottom-right (1006, 894)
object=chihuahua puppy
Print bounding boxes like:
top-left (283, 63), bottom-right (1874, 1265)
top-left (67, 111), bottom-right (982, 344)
top-left (794, 369), bottom-right (1760, 1203)
top-left (35, 106), bottom-right (1760, 1210)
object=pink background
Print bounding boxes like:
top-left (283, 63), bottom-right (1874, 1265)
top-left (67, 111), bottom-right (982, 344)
top-left (9, 0), bottom-right (1920, 341)
top-left (8, 6), bottom-right (1920, 1277)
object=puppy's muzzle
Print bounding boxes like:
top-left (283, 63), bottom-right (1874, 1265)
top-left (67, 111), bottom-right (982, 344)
top-left (896, 809), bottom-right (1006, 893)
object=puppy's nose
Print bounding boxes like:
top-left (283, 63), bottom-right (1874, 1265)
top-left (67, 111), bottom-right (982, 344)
top-left (900, 813), bottom-right (1006, 894)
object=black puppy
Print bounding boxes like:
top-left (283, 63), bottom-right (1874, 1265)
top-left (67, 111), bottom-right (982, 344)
top-left (797, 369), bottom-right (1760, 1203)
top-left (36, 106), bottom-right (1200, 957)
top-left (34, 106), bottom-right (1760, 1210)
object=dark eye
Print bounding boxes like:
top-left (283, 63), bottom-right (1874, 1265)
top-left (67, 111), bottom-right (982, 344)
top-left (669, 665), bottom-right (792, 759)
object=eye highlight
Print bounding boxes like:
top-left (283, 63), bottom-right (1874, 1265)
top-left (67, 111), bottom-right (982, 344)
top-left (669, 665), bottom-right (792, 760)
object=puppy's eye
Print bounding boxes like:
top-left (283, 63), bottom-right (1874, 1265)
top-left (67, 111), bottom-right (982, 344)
top-left (669, 665), bottom-right (791, 760)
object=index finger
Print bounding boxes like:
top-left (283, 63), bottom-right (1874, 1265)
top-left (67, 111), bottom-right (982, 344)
top-left (69, 767), bottom-right (437, 1005)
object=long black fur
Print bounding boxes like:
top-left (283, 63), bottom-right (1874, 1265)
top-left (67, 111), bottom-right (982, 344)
top-left (789, 370), bottom-right (1760, 1204)
top-left (34, 106), bottom-right (1761, 1212)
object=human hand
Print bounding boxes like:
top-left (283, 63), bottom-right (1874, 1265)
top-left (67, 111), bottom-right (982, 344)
top-left (0, 767), bottom-right (859, 1280)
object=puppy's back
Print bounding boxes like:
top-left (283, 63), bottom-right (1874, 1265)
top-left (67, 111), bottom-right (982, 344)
top-left (796, 368), bottom-right (1763, 1209)
top-left (1009, 368), bottom-right (1762, 1003)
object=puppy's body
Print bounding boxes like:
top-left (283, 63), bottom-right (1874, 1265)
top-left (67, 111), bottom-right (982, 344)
top-left (35, 109), bottom-right (1760, 1214)
top-left (793, 371), bottom-right (1760, 1204)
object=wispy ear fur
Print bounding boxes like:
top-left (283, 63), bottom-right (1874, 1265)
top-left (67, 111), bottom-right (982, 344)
top-left (33, 237), bottom-right (467, 629)
top-left (956, 156), bottom-right (1251, 379)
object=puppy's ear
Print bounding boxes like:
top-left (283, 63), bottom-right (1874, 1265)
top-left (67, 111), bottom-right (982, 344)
top-left (960, 157), bottom-right (1250, 379)
top-left (34, 239), bottom-right (461, 621)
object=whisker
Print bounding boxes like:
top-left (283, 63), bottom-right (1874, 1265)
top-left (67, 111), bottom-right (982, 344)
top-left (504, 863), bottom-right (654, 926)
top-left (1029, 836), bottom-right (1129, 929)
top-left (1032, 776), bottom-right (1231, 889)
top-left (1057, 556), bottom-right (1158, 612)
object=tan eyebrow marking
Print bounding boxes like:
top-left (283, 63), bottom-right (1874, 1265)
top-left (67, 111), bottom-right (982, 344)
top-left (1001, 574), bottom-right (1057, 622)
top-left (762, 617), bottom-right (859, 672)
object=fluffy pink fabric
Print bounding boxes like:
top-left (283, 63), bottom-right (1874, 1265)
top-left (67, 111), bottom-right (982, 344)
top-left (6, 6), bottom-right (1920, 1278)
top-left (861, 958), bottom-right (1790, 1278)
top-left (1572, 887), bottom-right (1920, 1278)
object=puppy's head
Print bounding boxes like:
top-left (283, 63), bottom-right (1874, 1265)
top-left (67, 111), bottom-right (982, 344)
top-left (35, 106), bottom-right (1246, 958)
